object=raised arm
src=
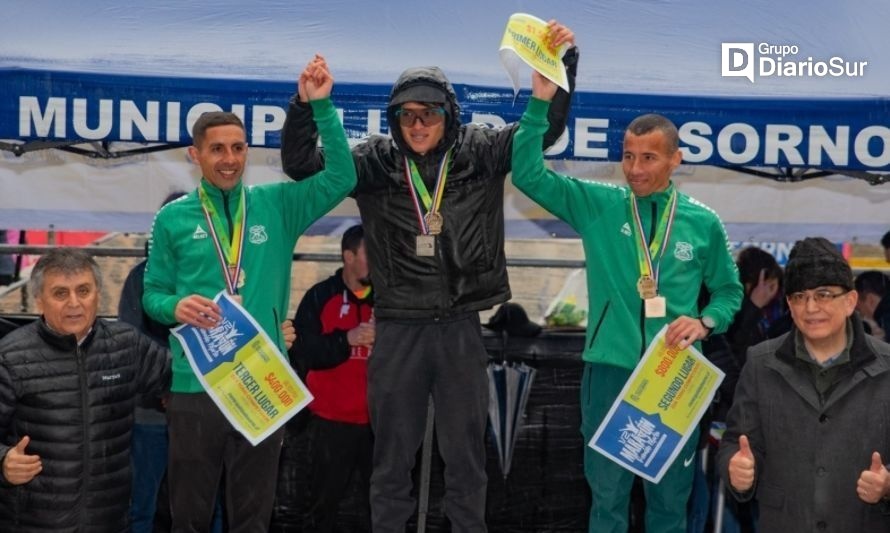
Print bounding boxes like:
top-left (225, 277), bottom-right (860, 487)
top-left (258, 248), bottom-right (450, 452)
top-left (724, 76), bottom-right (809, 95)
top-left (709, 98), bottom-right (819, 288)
top-left (510, 70), bottom-right (606, 231)
top-left (280, 60), bottom-right (358, 229)
top-left (541, 21), bottom-right (579, 150)
top-left (280, 54), bottom-right (336, 181)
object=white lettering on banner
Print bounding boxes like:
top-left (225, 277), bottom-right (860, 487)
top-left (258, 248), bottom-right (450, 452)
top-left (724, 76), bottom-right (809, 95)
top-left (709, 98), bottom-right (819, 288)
top-left (73, 98), bottom-right (112, 140)
top-left (855, 126), bottom-right (890, 167)
top-left (678, 122), bottom-right (713, 163)
top-left (166, 101), bottom-right (181, 142)
top-left (251, 105), bottom-right (286, 146)
top-left (367, 108), bottom-right (383, 135)
top-left (809, 126), bottom-right (849, 167)
top-left (186, 103), bottom-right (225, 139)
top-left (120, 100), bottom-right (159, 141)
top-left (764, 124), bottom-right (804, 165)
top-left (20, 96), bottom-right (66, 137)
top-left (679, 122), bottom-right (890, 168)
top-left (15, 96), bottom-right (890, 169)
top-left (716, 123), bottom-right (759, 164)
top-left (574, 118), bottom-right (609, 159)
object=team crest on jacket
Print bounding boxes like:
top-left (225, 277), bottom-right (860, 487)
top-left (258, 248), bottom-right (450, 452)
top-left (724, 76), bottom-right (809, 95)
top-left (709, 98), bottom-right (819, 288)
top-left (249, 225), bottom-right (268, 244)
top-left (674, 242), bottom-right (693, 261)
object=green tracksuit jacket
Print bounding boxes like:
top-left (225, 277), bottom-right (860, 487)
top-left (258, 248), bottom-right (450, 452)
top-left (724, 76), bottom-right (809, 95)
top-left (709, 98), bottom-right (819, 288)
top-left (143, 98), bottom-right (356, 392)
top-left (512, 97), bottom-right (742, 370)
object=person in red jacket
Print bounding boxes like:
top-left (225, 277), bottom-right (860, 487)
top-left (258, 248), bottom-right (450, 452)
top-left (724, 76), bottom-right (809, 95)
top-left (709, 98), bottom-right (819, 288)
top-left (290, 224), bottom-right (374, 533)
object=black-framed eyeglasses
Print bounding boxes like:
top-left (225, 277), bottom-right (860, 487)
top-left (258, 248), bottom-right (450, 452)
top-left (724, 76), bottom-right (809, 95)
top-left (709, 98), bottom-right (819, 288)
top-left (787, 288), bottom-right (849, 306)
top-left (395, 107), bottom-right (445, 127)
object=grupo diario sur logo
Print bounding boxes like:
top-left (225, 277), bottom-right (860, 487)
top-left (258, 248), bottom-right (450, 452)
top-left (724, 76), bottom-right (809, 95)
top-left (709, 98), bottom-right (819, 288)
top-left (721, 42), bottom-right (868, 83)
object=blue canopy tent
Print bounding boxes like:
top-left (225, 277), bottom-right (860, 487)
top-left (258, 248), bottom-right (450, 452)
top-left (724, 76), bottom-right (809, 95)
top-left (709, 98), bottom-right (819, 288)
top-left (1, 2), bottom-right (888, 530)
top-left (1, 1), bottom-right (888, 238)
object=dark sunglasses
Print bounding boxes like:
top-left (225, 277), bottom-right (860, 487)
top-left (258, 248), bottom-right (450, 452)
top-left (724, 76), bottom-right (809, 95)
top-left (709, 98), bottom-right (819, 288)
top-left (395, 107), bottom-right (445, 127)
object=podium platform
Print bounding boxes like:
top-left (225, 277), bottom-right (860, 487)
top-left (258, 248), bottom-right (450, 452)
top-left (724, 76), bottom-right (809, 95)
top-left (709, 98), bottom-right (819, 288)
top-left (271, 329), bottom-right (590, 532)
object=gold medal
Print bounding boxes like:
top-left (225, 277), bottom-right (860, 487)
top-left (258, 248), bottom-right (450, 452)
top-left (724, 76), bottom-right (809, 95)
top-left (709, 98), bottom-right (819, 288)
top-left (637, 275), bottom-right (657, 300)
top-left (425, 212), bottom-right (444, 235)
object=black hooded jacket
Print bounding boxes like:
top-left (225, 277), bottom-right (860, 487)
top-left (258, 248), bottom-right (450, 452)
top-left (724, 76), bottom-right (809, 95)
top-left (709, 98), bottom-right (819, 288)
top-left (281, 49), bottom-right (578, 318)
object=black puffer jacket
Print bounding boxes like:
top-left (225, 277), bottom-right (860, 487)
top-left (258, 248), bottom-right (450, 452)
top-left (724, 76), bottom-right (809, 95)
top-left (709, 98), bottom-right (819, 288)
top-left (0, 319), bottom-right (170, 532)
top-left (281, 49), bottom-right (578, 318)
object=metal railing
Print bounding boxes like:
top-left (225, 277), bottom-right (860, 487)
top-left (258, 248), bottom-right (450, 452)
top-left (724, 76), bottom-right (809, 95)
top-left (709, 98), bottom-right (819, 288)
top-left (0, 243), bottom-right (587, 267)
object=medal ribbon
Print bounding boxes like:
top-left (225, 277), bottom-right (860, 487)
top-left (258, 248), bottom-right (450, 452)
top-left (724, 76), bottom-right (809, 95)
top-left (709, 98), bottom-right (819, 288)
top-left (198, 182), bottom-right (247, 295)
top-left (402, 150), bottom-right (450, 234)
top-left (629, 187), bottom-right (677, 289)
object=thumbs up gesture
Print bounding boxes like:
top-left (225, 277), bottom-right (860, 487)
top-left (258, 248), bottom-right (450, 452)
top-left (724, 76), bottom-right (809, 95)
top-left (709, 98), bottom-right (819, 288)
top-left (728, 435), bottom-right (756, 492)
top-left (857, 451), bottom-right (890, 503)
top-left (2, 436), bottom-right (42, 485)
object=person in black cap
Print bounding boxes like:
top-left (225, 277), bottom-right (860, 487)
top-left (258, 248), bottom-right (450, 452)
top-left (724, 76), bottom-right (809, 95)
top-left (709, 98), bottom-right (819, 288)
top-left (280, 21), bottom-right (576, 533)
top-left (718, 237), bottom-right (890, 533)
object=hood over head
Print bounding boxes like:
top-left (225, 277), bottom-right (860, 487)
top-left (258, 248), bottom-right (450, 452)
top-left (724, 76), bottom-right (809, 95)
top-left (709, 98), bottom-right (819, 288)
top-left (387, 66), bottom-right (461, 159)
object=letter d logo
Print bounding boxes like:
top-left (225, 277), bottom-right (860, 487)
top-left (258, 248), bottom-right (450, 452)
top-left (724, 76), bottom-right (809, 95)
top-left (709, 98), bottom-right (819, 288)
top-left (721, 43), bottom-right (755, 83)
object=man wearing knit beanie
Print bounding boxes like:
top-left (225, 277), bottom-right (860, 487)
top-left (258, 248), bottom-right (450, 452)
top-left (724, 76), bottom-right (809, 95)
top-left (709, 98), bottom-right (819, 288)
top-left (718, 236), bottom-right (890, 532)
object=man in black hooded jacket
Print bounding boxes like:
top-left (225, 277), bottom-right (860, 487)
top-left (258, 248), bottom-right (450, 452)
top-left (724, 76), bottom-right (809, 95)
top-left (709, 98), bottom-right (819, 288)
top-left (281, 24), bottom-right (577, 532)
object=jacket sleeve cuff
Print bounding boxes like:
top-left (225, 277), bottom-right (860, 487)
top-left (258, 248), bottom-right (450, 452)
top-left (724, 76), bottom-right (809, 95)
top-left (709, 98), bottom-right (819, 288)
top-left (527, 97), bottom-right (551, 120)
top-left (0, 447), bottom-right (12, 487)
top-left (308, 97), bottom-right (335, 118)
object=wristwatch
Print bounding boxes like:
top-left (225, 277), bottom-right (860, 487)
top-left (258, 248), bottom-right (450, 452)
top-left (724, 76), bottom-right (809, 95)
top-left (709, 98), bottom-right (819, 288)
top-left (699, 315), bottom-right (715, 336)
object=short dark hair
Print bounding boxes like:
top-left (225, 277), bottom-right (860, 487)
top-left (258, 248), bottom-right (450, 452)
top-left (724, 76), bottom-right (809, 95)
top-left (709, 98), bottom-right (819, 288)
top-left (736, 247), bottom-right (783, 289)
top-left (881, 230), bottom-right (890, 249)
top-left (855, 270), bottom-right (889, 298)
top-left (626, 114), bottom-right (680, 153)
top-left (31, 247), bottom-right (102, 295)
top-left (341, 225), bottom-right (364, 256)
top-left (192, 112), bottom-right (245, 147)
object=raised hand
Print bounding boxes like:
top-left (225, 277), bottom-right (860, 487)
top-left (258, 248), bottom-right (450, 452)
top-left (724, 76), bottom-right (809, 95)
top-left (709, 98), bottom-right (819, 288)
top-left (857, 451), bottom-right (890, 504)
top-left (545, 20), bottom-right (575, 49)
top-left (2, 436), bottom-right (42, 485)
top-left (298, 54), bottom-right (334, 102)
top-left (728, 435), bottom-right (756, 492)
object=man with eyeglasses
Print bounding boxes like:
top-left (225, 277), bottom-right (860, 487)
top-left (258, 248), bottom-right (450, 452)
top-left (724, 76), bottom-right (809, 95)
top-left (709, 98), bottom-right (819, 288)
top-left (280, 21), bottom-right (576, 533)
top-left (718, 237), bottom-right (890, 533)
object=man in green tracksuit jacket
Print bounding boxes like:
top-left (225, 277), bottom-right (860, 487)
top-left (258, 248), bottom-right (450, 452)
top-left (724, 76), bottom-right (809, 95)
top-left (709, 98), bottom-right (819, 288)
top-left (142, 60), bottom-right (355, 531)
top-left (512, 72), bottom-right (742, 532)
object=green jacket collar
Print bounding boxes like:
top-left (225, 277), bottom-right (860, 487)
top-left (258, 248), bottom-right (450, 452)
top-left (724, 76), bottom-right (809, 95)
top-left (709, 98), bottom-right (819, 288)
top-left (200, 178), bottom-right (243, 200)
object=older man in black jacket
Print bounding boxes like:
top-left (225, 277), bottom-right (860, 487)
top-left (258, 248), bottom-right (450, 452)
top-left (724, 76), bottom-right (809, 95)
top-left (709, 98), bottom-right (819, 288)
top-left (0, 247), bottom-right (170, 532)
top-left (281, 22), bottom-right (576, 533)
